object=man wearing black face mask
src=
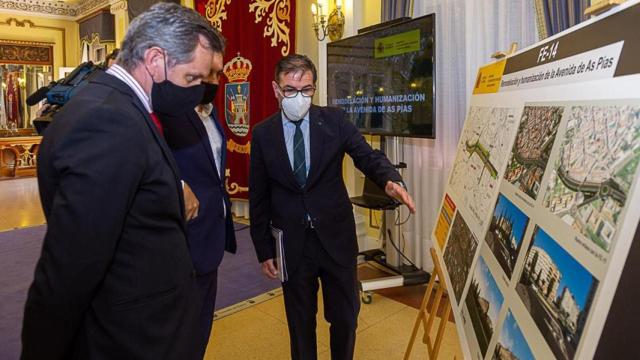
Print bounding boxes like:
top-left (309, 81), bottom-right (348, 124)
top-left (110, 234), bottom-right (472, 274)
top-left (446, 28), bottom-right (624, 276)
top-left (22, 4), bottom-right (224, 360)
top-left (159, 52), bottom-right (236, 358)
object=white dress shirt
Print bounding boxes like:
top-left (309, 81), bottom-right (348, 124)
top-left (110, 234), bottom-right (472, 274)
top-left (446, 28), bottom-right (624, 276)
top-left (196, 103), bottom-right (223, 177)
top-left (105, 64), bottom-right (151, 113)
top-left (281, 111), bottom-right (311, 176)
top-left (196, 103), bottom-right (226, 217)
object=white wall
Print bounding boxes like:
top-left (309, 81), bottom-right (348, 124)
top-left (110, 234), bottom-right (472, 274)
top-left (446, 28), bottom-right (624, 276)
top-left (339, 0), bottom-right (539, 271)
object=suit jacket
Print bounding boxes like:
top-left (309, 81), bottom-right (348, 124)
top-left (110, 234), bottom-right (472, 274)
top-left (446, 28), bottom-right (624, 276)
top-left (249, 105), bottom-right (402, 273)
top-left (22, 71), bottom-right (201, 360)
top-left (161, 107), bottom-right (237, 275)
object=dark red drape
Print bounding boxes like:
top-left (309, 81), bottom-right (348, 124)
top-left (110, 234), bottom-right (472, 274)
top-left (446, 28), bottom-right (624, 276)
top-left (195, 0), bottom-right (296, 200)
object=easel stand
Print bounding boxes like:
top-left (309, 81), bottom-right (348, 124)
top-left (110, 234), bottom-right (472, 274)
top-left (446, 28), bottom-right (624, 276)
top-left (404, 248), bottom-right (452, 359)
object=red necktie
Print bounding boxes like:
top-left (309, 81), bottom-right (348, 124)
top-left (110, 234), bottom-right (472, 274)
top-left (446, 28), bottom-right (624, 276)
top-left (149, 112), bottom-right (164, 137)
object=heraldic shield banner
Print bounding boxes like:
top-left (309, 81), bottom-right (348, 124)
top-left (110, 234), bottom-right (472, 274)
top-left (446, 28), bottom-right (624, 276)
top-left (195, 0), bottom-right (296, 200)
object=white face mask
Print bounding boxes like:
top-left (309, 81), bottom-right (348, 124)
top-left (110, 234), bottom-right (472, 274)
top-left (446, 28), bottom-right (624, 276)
top-left (281, 92), bottom-right (311, 121)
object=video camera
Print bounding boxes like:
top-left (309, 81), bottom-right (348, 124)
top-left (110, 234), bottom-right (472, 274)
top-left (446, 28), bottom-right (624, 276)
top-left (28, 61), bottom-right (102, 134)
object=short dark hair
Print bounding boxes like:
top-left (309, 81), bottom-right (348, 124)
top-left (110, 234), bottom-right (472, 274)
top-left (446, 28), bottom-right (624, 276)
top-left (274, 54), bottom-right (317, 84)
top-left (106, 48), bottom-right (119, 62)
top-left (118, 3), bottom-right (226, 70)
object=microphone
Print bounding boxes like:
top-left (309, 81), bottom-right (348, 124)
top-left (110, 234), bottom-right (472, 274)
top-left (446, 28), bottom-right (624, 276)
top-left (26, 83), bottom-right (55, 106)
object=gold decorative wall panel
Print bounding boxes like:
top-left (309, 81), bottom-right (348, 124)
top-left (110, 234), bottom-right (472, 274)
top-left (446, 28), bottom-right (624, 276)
top-left (0, 40), bottom-right (53, 66)
top-left (205, 0), bottom-right (231, 31)
top-left (249, 0), bottom-right (291, 56)
top-left (0, 18), bottom-right (67, 65)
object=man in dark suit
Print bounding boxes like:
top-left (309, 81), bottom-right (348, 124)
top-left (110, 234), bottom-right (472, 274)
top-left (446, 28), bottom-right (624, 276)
top-left (159, 53), bottom-right (237, 358)
top-left (21, 4), bottom-right (224, 359)
top-left (249, 54), bottom-right (416, 360)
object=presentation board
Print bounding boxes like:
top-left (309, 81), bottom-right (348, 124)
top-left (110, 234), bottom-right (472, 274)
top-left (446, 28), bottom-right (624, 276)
top-left (431, 2), bottom-right (640, 359)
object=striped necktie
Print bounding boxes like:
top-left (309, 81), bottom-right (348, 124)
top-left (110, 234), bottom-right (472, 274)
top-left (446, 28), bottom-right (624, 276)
top-left (291, 119), bottom-right (306, 188)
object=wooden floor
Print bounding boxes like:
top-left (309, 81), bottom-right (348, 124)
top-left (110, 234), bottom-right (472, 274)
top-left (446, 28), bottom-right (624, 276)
top-left (0, 177), bottom-right (45, 232)
top-left (0, 177), bottom-right (464, 359)
top-left (206, 290), bottom-right (463, 360)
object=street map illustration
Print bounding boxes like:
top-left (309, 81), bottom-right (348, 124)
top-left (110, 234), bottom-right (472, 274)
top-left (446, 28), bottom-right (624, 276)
top-left (449, 107), bottom-right (519, 228)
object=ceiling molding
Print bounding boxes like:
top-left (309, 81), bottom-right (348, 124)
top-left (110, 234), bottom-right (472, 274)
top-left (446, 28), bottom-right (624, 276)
top-left (0, 0), bottom-right (112, 21)
top-left (77, 0), bottom-right (111, 18)
top-left (0, 0), bottom-right (77, 18)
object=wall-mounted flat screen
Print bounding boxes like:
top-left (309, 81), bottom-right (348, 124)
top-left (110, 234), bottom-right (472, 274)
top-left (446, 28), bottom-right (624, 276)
top-left (327, 14), bottom-right (435, 138)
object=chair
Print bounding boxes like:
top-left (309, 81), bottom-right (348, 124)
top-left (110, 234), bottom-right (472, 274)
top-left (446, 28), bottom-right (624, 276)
top-left (352, 176), bottom-right (429, 302)
top-left (0, 147), bottom-right (19, 178)
top-left (404, 248), bottom-right (452, 360)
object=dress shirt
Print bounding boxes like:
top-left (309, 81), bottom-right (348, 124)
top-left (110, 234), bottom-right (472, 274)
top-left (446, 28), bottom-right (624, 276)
top-left (196, 103), bottom-right (223, 177)
top-left (106, 64), bottom-right (151, 113)
top-left (281, 111), bottom-right (311, 176)
top-left (196, 103), bottom-right (226, 217)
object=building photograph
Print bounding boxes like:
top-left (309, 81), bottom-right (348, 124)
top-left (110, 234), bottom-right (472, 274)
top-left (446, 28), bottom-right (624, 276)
top-left (492, 310), bottom-right (535, 360)
top-left (464, 255), bottom-right (504, 357)
top-left (485, 193), bottom-right (530, 278)
top-left (516, 226), bottom-right (599, 360)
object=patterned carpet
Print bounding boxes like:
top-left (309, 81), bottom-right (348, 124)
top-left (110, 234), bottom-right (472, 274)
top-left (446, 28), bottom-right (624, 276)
top-left (0, 223), bottom-right (279, 359)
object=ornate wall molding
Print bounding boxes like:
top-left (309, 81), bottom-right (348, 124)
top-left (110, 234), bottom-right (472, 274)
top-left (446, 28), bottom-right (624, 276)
top-left (79, 0), bottom-right (111, 18)
top-left (108, 0), bottom-right (126, 14)
top-left (0, 0), bottom-right (77, 18)
top-left (0, 0), bottom-right (113, 21)
top-left (0, 40), bottom-right (53, 65)
top-left (0, 17), bottom-right (66, 64)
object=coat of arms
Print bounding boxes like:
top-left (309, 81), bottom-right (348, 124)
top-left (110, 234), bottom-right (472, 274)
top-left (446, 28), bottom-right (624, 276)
top-left (223, 54), bottom-right (252, 137)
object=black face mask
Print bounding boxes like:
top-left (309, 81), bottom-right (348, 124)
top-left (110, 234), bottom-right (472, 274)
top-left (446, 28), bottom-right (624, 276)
top-left (149, 51), bottom-right (205, 116)
top-left (199, 82), bottom-right (218, 105)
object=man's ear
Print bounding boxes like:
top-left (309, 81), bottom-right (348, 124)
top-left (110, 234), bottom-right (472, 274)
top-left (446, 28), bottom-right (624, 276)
top-left (143, 47), bottom-right (165, 80)
top-left (272, 80), bottom-right (281, 101)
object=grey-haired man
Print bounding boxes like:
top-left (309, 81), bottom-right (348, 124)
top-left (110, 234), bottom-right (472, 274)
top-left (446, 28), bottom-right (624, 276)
top-left (22, 4), bottom-right (222, 359)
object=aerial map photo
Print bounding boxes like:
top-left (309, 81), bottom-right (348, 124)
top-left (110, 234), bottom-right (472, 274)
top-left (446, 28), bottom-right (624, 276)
top-left (543, 104), bottom-right (640, 252)
top-left (505, 106), bottom-right (563, 200)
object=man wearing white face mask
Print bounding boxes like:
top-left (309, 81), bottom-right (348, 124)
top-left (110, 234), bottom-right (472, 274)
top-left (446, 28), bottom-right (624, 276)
top-left (249, 54), bottom-right (417, 360)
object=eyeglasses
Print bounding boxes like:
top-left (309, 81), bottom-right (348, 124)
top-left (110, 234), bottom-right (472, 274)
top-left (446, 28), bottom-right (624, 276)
top-left (278, 85), bottom-right (316, 98)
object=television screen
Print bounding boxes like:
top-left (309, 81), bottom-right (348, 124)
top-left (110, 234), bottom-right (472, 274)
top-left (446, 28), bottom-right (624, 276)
top-left (327, 14), bottom-right (435, 138)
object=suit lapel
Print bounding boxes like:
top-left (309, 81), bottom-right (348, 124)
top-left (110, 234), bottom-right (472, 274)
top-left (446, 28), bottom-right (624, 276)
top-left (131, 99), bottom-right (187, 223)
top-left (94, 71), bottom-right (186, 227)
top-left (93, 72), bottom-right (185, 187)
top-left (270, 114), bottom-right (301, 190)
top-left (188, 110), bottom-right (221, 183)
top-left (306, 105), bottom-right (326, 189)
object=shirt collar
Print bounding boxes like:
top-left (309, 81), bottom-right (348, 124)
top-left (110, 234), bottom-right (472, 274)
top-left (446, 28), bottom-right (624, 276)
top-left (281, 111), bottom-right (310, 127)
top-left (106, 64), bottom-right (151, 113)
top-left (196, 103), bottom-right (214, 121)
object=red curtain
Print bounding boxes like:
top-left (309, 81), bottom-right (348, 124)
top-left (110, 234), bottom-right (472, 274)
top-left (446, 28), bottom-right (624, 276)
top-left (195, 0), bottom-right (296, 200)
